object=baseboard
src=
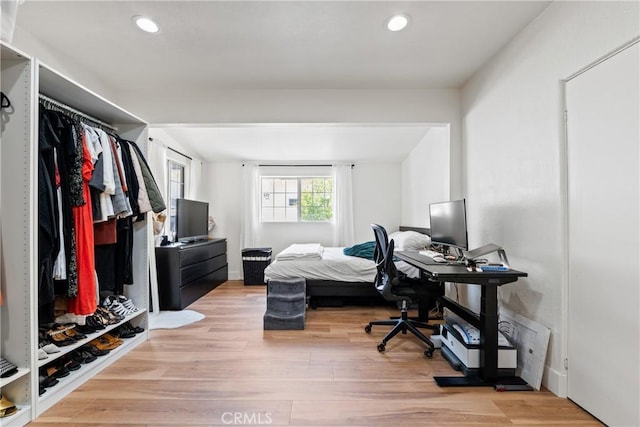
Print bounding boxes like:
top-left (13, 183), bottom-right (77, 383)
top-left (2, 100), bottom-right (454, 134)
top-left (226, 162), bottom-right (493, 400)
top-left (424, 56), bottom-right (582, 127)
top-left (229, 270), bottom-right (241, 281)
top-left (542, 365), bottom-right (567, 397)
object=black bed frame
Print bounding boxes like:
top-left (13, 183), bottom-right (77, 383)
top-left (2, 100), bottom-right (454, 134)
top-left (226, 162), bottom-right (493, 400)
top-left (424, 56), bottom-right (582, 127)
top-left (306, 226), bottom-right (431, 308)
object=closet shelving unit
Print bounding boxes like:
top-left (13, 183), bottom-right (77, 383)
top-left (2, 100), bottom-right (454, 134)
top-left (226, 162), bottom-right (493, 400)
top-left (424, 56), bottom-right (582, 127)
top-left (1, 42), bottom-right (37, 427)
top-left (1, 41), bottom-right (151, 425)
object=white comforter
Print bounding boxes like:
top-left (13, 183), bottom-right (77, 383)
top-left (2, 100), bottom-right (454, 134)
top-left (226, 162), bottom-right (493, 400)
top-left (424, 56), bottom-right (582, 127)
top-left (266, 247), bottom-right (376, 282)
top-left (264, 246), bottom-right (420, 283)
top-left (275, 243), bottom-right (323, 261)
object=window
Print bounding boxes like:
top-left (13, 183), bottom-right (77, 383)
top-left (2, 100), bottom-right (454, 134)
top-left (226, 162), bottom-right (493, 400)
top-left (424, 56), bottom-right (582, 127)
top-left (167, 159), bottom-right (185, 234)
top-left (261, 177), bottom-right (333, 222)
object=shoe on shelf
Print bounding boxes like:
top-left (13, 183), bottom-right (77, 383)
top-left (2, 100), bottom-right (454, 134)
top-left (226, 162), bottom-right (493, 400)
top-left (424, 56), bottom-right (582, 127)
top-left (95, 306), bottom-right (123, 324)
top-left (45, 365), bottom-right (70, 379)
top-left (118, 322), bottom-right (144, 336)
top-left (85, 315), bottom-right (107, 330)
top-left (0, 394), bottom-right (18, 418)
top-left (46, 329), bottom-right (76, 346)
top-left (115, 295), bottom-right (140, 313)
top-left (71, 349), bottom-right (97, 364)
top-left (38, 374), bottom-right (59, 389)
top-left (42, 343), bottom-right (61, 354)
top-left (79, 344), bottom-right (110, 357)
top-left (75, 323), bottom-right (97, 334)
top-left (62, 327), bottom-right (87, 340)
top-left (88, 334), bottom-right (123, 351)
top-left (38, 348), bottom-right (49, 360)
top-left (108, 301), bottom-right (131, 317)
top-left (103, 295), bottom-right (137, 317)
top-left (115, 327), bottom-right (136, 339)
top-left (0, 358), bottom-right (18, 378)
top-left (63, 359), bottom-right (82, 371)
top-left (38, 330), bottom-right (62, 354)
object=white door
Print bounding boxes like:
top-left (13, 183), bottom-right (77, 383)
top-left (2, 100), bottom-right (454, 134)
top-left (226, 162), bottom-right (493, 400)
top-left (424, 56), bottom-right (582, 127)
top-left (566, 42), bottom-right (639, 426)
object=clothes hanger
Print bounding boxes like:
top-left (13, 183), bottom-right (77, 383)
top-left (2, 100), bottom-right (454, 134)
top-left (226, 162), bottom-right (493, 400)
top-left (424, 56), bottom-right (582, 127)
top-left (1, 92), bottom-right (11, 109)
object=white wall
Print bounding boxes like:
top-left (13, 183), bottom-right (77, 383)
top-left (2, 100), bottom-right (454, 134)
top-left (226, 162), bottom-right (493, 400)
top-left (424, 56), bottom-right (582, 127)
top-left (11, 25), bottom-right (119, 105)
top-left (148, 128), bottom-right (208, 200)
top-left (352, 162), bottom-right (402, 243)
top-left (401, 125), bottom-right (450, 227)
top-left (205, 161), bottom-right (401, 279)
top-left (460, 1), bottom-right (639, 396)
top-left (119, 88), bottom-right (463, 200)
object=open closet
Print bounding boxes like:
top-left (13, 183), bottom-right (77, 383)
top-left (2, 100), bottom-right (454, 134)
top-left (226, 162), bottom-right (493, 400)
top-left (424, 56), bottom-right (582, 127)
top-left (1, 41), bottom-right (152, 426)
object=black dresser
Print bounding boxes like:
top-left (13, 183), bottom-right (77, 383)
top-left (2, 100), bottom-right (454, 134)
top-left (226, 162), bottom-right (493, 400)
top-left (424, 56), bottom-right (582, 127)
top-left (155, 238), bottom-right (228, 310)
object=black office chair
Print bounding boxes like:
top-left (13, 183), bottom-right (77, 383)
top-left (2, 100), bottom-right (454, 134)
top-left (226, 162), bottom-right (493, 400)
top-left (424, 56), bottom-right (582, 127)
top-left (364, 224), bottom-right (441, 357)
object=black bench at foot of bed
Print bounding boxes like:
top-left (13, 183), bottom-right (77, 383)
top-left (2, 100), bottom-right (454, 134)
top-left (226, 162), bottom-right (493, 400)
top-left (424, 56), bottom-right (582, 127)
top-left (305, 280), bottom-right (388, 308)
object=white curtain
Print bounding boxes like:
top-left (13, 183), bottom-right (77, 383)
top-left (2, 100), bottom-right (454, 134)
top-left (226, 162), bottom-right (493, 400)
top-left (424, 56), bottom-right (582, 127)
top-left (145, 138), bottom-right (167, 313)
top-left (240, 163), bottom-right (260, 249)
top-left (332, 164), bottom-right (354, 246)
top-left (147, 139), bottom-right (168, 242)
top-left (188, 159), bottom-right (202, 200)
top-left (147, 139), bottom-right (168, 203)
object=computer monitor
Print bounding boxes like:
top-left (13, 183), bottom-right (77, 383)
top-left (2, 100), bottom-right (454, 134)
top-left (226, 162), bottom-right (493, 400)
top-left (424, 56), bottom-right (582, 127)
top-left (429, 199), bottom-right (468, 252)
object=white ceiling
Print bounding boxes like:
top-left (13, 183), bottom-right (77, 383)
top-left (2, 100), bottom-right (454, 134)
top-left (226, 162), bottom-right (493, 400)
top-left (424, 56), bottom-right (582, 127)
top-left (14, 1), bottom-right (550, 162)
top-left (152, 123), bottom-right (437, 162)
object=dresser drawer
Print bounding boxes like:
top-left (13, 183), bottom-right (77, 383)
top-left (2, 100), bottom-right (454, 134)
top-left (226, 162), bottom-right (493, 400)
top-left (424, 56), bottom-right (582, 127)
top-left (179, 239), bottom-right (227, 266)
top-left (181, 255), bottom-right (227, 285)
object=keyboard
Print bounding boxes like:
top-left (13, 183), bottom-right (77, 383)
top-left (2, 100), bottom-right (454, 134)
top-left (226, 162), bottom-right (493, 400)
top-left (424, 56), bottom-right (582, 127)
top-left (419, 250), bottom-right (443, 259)
top-left (0, 357), bottom-right (18, 378)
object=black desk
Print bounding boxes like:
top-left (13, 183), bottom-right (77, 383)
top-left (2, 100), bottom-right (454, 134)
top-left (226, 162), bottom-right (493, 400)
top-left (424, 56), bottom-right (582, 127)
top-left (395, 251), bottom-right (528, 387)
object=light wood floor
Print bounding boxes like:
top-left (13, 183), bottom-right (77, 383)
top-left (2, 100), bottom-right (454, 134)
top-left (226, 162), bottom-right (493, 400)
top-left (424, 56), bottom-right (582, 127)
top-left (30, 281), bottom-right (600, 426)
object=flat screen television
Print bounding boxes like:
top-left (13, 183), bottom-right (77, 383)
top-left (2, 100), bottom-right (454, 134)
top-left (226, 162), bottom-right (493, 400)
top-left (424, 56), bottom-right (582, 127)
top-left (176, 198), bottom-right (209, 243)
top-left (429, 199), bottom-right (468, 252)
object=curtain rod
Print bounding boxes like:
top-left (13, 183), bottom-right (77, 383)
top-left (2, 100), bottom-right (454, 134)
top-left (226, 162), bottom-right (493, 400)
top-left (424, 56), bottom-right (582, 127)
top-left (252, 164), bottom-right (354, 168)
top-left (258, 164), bottom-right (331, 167)
top-left (167, 146), bottom-right (193, 161)
top-left (39, 94), bottom-right (118, 132)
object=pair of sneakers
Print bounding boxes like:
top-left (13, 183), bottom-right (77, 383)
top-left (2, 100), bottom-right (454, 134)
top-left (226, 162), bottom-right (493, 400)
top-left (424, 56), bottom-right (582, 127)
top-left (102, 295), bottom-right (139, 317)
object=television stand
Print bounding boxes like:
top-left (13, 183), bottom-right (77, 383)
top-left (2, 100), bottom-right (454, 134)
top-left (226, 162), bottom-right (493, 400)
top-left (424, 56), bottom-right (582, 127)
top-left (155, 238), bottom-right (228, 310)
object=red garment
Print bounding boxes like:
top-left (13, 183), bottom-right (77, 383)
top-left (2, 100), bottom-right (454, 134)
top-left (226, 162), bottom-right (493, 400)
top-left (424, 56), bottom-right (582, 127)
top-left (94, 218), bottom-right (117, 245)
top-left (68, 131), bottom-right (97, 315)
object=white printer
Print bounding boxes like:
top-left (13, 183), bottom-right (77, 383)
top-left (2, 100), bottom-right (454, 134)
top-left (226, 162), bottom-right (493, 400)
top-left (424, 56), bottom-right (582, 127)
top-left (439, 313), bottom-right (517, 377)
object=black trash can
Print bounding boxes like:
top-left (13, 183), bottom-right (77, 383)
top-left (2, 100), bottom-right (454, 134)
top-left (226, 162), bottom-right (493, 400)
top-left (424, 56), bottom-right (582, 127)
top-left (242, 247), bottom-right (272, 285)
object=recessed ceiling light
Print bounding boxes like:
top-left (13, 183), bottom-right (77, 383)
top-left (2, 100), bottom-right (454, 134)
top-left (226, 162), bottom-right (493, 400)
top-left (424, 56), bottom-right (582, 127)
top-left (133, 15), bottom-right (159, 33)
top-left (386, 14), bottom-right (410, 32)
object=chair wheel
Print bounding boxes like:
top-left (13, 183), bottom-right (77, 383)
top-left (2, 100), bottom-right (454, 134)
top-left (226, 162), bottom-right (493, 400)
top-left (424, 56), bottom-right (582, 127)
top-left (364, 325), bottom-right (372, 333)
top-left (424, 349), bottom-right (434, 358)
top-left (377, 343), bottom-right (386, 352)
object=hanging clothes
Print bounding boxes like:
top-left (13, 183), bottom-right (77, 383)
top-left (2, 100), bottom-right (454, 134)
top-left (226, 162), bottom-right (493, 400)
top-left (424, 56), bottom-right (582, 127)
top-left (126, 140), bottom-right (167, 214)
top-left (67, 129), bottom-right (97, 315)
top-left (38, 112), bottom-right (58, 323)
top-left (38, 96), bottom-right (166, 319)
top-left (127, 141), bottom-right (152, 215)
top-left (38, 108), bottom-right (82, 322)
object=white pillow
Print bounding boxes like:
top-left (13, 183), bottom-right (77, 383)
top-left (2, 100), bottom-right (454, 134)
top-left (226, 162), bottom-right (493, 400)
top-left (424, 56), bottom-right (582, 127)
top-left (389, 231), bottom-right (431, 251)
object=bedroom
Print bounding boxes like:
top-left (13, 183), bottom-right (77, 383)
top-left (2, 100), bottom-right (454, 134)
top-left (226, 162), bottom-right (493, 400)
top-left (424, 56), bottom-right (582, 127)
top-left (0, 1), bottom-right (638, 426)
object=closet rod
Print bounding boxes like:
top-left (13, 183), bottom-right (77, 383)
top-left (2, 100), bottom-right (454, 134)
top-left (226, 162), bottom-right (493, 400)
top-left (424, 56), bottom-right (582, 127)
top-left (256, 164), bottom-right (354, 168)
top-left (39, 94), bottom-right (118, 132)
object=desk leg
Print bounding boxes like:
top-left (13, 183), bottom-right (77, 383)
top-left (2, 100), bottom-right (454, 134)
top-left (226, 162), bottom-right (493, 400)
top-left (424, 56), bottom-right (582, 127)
top-left (434, 285), bottom-right (527, 388)
top-left (480, 285), bottom-right (499, 382)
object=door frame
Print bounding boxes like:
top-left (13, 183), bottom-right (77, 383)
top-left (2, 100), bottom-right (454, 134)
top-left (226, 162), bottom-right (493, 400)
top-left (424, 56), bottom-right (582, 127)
top-left (561, 36), bottom-right (639, 412)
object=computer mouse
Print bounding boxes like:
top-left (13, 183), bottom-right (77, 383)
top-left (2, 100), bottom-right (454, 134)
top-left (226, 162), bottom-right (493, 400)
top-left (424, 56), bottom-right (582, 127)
top-left (433, 256), bottom-right (447, 263)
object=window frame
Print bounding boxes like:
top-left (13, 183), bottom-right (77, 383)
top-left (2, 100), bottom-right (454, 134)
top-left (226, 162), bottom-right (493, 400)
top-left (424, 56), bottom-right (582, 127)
top-left (260, 175), bottom-right (334, 223)
top-left (166, 157), bottom-right (188, 236)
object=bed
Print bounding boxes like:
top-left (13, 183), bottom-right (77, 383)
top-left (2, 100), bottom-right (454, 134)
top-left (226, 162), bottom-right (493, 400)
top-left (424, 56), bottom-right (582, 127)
top-left (263, 226), bottom-right (431, 308)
